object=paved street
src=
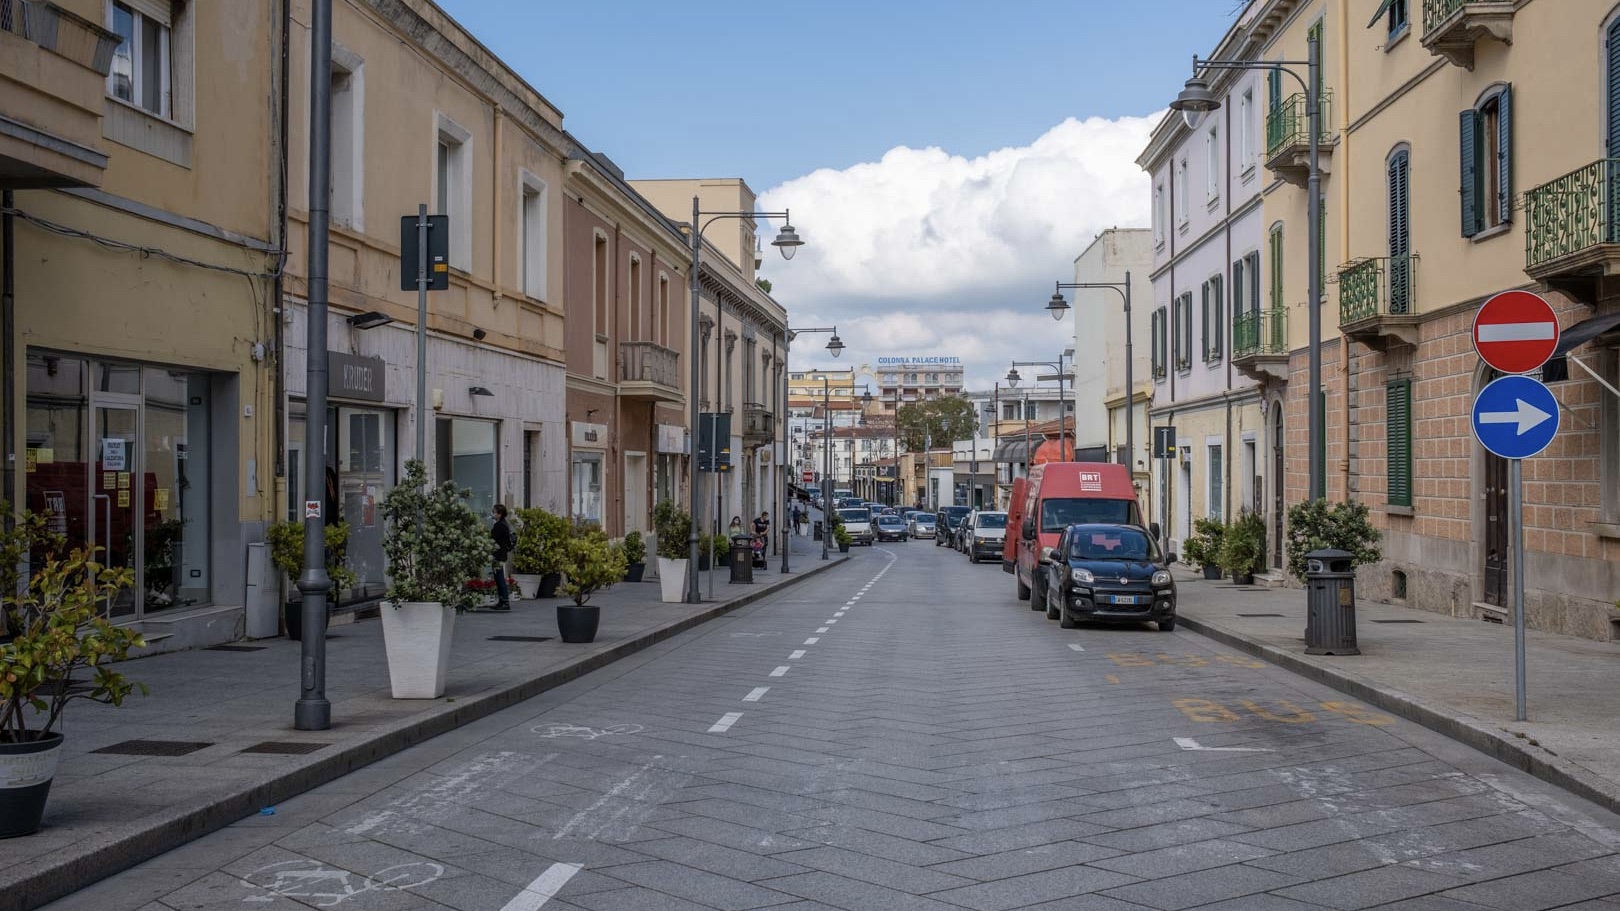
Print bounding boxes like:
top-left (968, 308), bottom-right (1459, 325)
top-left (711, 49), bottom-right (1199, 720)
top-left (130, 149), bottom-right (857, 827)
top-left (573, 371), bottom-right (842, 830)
top-left (44, 540), bottom-right (1620, 911)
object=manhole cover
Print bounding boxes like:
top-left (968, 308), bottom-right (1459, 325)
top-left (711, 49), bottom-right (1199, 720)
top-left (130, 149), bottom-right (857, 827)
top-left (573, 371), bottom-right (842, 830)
top-left (1371, 618), bottom-right (1425, 624)
top-left (92, 739), bottom-right (213, 757)
top-left (487, 635), bottom-right (554, 642)
top-left (206, 644), bottom-right (267, 652)
top-left (240, 741), bottom-right (329, 755)
top-left (1238, 613), bottom-right (1286, 618)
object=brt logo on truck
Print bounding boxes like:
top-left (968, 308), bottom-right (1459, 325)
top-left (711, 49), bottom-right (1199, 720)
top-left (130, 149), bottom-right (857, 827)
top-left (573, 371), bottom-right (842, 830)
top-left (1080, 471), bottom-right (1102, 492)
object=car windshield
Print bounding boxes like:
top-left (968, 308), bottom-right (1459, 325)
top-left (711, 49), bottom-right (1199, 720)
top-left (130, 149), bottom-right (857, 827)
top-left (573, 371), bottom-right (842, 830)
top-left (1069, 528), bottom-right (1156, 561)
top-left (878, 517), bottom-right (904, 527)
top-left (916, 516), bottom-right (934, 525)
top-left (1041, 498), bottom-right (1132, 532)
top-left (838, 509), bottom-right (871, 523)
top-left (976, 514), bottom-right (1007, 529)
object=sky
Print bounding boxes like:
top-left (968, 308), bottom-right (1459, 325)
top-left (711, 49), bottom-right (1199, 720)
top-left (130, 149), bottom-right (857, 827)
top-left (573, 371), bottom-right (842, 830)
top-left (436, 0), bottom-right (1243, 388)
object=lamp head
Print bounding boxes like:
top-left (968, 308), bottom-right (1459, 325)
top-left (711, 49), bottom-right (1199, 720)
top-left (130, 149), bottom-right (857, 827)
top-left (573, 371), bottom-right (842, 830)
top-left (1169, 73), bottom-right (1220, 130)
top-left (826, 333), bottom-right (845, 358)
top-left (1006, 366), bottom-right (1022, 389)
top-left (772, 220), bottom-right (803, 260)
top-left (1046, 291), bottom-right (1070, 321)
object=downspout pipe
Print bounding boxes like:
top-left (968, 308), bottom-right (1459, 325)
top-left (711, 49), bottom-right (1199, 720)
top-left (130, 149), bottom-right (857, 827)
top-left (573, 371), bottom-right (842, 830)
top-left (3, 189), bottom-right (13, 527)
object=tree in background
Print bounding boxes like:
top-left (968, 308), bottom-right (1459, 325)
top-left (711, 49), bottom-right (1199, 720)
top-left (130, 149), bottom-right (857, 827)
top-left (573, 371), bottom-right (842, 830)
top-left (896, 396), bottom-right (977, 453)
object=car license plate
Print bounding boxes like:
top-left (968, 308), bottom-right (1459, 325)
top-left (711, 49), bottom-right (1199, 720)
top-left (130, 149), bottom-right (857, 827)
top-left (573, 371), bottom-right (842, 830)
top-left (1109, 595), bottom-right (1142, 606)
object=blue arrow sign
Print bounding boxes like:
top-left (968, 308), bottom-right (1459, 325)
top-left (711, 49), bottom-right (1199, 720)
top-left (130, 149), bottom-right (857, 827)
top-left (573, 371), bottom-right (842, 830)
top-left (1472, 375), bottom-right (1560, 460)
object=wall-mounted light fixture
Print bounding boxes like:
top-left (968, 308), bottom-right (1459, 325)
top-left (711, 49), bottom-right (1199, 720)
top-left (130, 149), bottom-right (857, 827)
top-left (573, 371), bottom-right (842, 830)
top-left (469, 386), bottom-right (494, 397)
top-left (347, 310), bottom-right (393, 330)
top-left (472, 327), bottom-right (487, 341)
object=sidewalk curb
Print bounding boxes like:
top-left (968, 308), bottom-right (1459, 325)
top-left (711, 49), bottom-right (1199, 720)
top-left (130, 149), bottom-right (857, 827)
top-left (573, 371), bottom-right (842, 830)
top-left (4, 555), bottom-right (852, 911)
top-left (1178, 611), bottom-right (1620, 820)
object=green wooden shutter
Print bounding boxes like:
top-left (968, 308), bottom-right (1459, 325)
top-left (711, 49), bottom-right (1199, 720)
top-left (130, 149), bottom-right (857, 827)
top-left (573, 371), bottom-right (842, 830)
top-left (1269, 228), bottom-right (1283, 309)
top-left (1609, 21), bottom-right (1620, 157)
top-left (1388, 151), bottom-right (1411, 313)
top-left (1200, 281), bottom-right (1211, 360)
top-left (1386, 379), bottom-right (1412, 507)
top-left (1182, 293), bottom-right (1193, 366)
top-left (1212, 276), bottom-right (1223, 359)
top-left (1497, 84), bottom-right (1512, 225)
top-left (1267, 70), bottom-right (1282, 112)
top-left (1231, 259), bottom-right (1245, 326)
top-left (1459, 109), bottom-right (1480, 237)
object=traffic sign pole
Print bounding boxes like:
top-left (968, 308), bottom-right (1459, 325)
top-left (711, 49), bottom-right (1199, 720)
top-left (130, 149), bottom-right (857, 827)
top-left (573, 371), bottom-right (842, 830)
top-left (1510, 458), bottom-right (1527, 722)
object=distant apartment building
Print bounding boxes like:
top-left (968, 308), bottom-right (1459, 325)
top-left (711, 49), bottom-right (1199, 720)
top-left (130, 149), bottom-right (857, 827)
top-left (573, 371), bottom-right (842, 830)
top-left (866, 356), bottom-right (965, 410)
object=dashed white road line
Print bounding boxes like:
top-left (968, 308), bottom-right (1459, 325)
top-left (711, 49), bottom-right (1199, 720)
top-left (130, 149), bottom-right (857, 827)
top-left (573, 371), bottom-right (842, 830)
top-left (816, 627), bottom-right (830, 633)
top-left (744, 687), bottom-right (769, 702)
top-left (790, 649), bottom-right (806, 659)
top-left (1068, 644), bottom-right (1086, 652)
top-left (770, 666), bottom-right (791, 677)
top-left (805, 637), bottom-right (820, 644)
top-left (834, 612), bottom-right (846, 618)
top-left (825, 619), bottom-right (838, 624)
top-left (499, 862), bottom-right (583, 911)
top-left (708, 712), bottom-right (744, 733)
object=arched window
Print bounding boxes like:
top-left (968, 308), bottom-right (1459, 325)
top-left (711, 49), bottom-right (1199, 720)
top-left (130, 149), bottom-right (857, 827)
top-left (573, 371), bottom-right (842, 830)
top-left (1387, 148), bottom-right (1411, 313)
top-left (1460, 85), bottom-right (1512, 237)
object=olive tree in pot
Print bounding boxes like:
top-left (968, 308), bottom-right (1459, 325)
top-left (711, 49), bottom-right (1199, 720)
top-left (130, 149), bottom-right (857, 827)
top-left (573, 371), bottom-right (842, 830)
top-left (511, 508), bottom-right (568, 599)
top-left (621, 531), bottom-right (646, 582)
top-left (1284, 499), bottom-right (1382, 582)
top-left (1, 511), bottom-right (147, 837)
top-left (264, 521), bottom-right (356, 640)
top-left (834, 524), bottom-right (852, 553)
top-left (557, 523), bottom-right (627, 643)
top-left (653, 500), bottom-right (691, 603)
top-left (379, 461), bottom-right (491, 699)
top-left (1218, 511), bottom-right (1267, 585)
top-left (1182, 516), bottom-right (1226, 580)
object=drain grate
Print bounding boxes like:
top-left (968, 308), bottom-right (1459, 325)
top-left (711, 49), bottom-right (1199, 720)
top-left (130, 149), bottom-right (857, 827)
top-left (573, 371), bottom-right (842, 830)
top-left (1237, 613), bottom-right (1286, 618)
top-left (1371, 618), bottom-right (1425, 624)
top-left (240, 741), bottom-right (330, 755)
top-left (487, 635), bottom-right (554, 642)
top-left (92, 739), bottom-right (213, 757)
top-left (206, 644), bottom-right (267, 652)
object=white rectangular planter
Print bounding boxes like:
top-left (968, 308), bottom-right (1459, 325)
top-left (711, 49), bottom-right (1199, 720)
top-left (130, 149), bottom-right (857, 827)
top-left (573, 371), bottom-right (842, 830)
top-left (380, 601), bottom-right (456, 699)
top-left (657, 557), bottom-right (688, 603)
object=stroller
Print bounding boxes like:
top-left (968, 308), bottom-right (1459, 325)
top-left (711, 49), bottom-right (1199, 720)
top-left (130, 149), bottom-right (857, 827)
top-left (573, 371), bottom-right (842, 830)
top-left (750, 533), bottom-right (768, 568)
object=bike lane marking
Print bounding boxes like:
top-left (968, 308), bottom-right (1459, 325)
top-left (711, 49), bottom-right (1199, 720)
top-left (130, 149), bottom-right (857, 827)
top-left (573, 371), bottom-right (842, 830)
top-left (708, 713), bottom-right (744, 733)
top-left (1068, 644), bottom-right (1085, 652)
top-left (499, 861), bottom-right (583, 911)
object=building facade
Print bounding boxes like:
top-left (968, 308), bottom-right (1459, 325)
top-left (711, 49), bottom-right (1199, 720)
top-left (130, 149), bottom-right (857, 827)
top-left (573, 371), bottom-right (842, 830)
top-left (867, 357), bottom-right (965, 410)
top-left (1070, 228), bottom-right (1155, 482)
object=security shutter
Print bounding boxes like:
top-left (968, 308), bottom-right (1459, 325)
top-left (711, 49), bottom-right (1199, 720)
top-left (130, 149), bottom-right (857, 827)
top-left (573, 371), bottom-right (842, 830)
top-left (1386, 379), bottom-right (1413, 507)
top-left (1496, 84), bottom-right (1513, 225)
top-left (1460, 108), bottom-right (1480, 237)
top-left (1388, 151), bottom-right (1411, 313)
top-left (123, 0), bottom-right (173, 26)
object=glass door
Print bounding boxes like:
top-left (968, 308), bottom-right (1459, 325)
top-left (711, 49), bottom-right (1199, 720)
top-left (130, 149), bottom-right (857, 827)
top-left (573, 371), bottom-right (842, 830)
top-left (93, 404), bottom-right (139, 618)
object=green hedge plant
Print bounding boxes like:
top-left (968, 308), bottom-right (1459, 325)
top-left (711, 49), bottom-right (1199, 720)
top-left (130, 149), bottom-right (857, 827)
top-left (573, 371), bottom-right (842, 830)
top-left (265, 520), bottom-right (357, 594)
top-left (1284, 499), bottom-right (1382, 581)
top-left (560, 524), bottom-right (626, 605)
top-left (1218, 511), bottom-right (1266, 579)
top-left (652, 500), bottom-right (692, 561)
top-left (380, 460), bottom-right (492, 612)
top-left (621, 531), bottom-right (646, 566)
top-left (512, 508), bottom-right (569, 576)
top-left (1182, 516), bottom-right (1226, 567)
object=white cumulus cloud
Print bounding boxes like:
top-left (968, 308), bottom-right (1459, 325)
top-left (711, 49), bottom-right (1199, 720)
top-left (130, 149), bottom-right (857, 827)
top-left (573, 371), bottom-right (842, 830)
top-left (759, 113), bottom-right (1160, 389)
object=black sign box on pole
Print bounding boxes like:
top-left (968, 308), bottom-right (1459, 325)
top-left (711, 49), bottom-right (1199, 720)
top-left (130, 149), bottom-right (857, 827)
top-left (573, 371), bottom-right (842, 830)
top-left (698, 412), bottom-right (732, 473)
top-left (1153, 426), bottom-right (1177, 460)
top-left (399, 214), bottom-right (450, 291)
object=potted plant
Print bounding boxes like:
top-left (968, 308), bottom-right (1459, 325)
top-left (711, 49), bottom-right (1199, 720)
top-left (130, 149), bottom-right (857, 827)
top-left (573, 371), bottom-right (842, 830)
top-left (1218, 511), bottom-right (1266, 585)
top-left (712, 533), bottom-right (732, 567)
top-left (379, 460), bottom-right (491, 699)
top-left (622, 531), bottom-right (646, 583)
top-left (1, 511), bottom-right (147, 837)
top-left (653, 500), bottom-right (691, 604)
top-left (1184, 516), bottom-right (1226, 580)
top-left (264, 520), bottom-right (356, 640)
top-left (833, 524), bottom-right (852, 553)
top-left (1284, 499), bottom-right (1382, 582)
top-left (511, 508), bottom-right (568, 599)
top-left (557, 524), bottom-right (627, 643)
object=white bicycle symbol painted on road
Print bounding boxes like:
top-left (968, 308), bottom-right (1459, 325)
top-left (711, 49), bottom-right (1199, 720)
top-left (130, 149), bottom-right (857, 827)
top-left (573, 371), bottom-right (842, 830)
top-left (531, 723), bottom-right (645, 740)
top-left (239, 859), bottom-right (444, 906)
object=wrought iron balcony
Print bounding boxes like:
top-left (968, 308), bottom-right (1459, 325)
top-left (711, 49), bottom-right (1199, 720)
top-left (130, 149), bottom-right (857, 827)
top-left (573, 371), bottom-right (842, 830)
top-left (1338, 256), bottom-right (1419, 349)
top-left (0, 0), bottom-right (119, 188)
top-left (1421, 0), bottom-right (1515, 69)
top-left (617, 341), bottom-right (681, 403)
top-left (1232, 307), bottom-right (1290, 383)
top-left (1264, 91), bottom-right (1334, 187)
top-left (1525, 158), bottom-right (1620, 299)
top-left (743, 402), bottom-right (775, 444)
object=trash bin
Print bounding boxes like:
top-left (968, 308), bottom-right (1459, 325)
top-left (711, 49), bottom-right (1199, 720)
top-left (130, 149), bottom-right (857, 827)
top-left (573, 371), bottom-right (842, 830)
top-left (1304, 548), bottom-right (1359, 655)
top-left (813, 520), bottom-right (824, 541)
top-left (729, 535), bottom-right (755, 584)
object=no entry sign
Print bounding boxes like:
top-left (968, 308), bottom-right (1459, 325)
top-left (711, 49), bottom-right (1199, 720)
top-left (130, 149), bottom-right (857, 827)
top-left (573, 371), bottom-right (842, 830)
top-left (1472, 290), bottom-right (1559, 375)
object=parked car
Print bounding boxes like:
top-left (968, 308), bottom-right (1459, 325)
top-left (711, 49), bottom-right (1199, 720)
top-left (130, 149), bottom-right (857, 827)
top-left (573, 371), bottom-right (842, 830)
top-left (934, 506), bottom-right (972, 547)
top-left (1008, 463), bottom-right (1148, 611)
top-left (1043, 523), bottom-right (1177, 631)
top-left (874, 514), bottom-right (908, 542)
top-left (836, 507), bottom-right (875, 546)
top-left (907, 512), bottom-right (936, 539)
top-left (962, 510), bottom-right (1008, 563)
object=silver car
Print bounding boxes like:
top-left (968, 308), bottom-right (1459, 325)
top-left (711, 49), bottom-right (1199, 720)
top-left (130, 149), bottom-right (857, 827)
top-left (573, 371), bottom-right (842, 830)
top-left (906, 511), bottom-right (936, 539)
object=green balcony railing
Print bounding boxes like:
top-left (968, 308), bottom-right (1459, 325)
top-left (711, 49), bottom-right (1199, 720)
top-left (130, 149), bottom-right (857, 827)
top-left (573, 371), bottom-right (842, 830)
top-left (1525, 158), bottom-right (1620, 271)
top-left (1338, 255), bottom-right (1416, 325)
top-left (1233, 307), bottom-right (1288, 358)
top-left (1423, 0), bottom-right (1487, 36)
top-left (1265, 91), bottom-right (1332, 160)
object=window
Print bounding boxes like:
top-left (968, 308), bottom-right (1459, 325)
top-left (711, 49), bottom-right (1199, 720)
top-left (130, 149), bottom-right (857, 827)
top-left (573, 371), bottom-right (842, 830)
top-left (1176, 158), bottom-right (1189, 226)
top-left (1601, 348), bottom-right (1620, 524)
top-left (1231, 257), bottom-right (1246, 327)
top-left (1153, 183), bottom-right (1166, 246)
top-left (109, 1), bottom-right (171, 119)
top-left (1387, 0), bottom-right (1409, 37)
top-left (435, 417), bottom-right (498, 518)
top-left (628, 255), bottom-right (643, 342)
top-left (520, 172), bottom-right (548, 300)
top-left (1268, 225), bottom-right (1284, 310)
top-left (1246, 251), bottom-right (1261, 314)
top-left (1206, 127), bottom-right (1220, 201)
top-left (657, 275), bottom-right (671, 346)
top-left (592, 234), bottom-right (608, 337)
top-left (1461, 86), bottom-right (1512, 237)
top-left (1202, 275), bottom-right (1224, 361)
top-left (1173, 292), bottom-right (1193, 370)
top-left (1386, 379), bottom-right (1413, 508)
top-left (571, 452), bottom-right (604, 524)
top-left (434, 115), bottom-right (472, 269)
top-left (1207, 443), bottom-right (1224, 521)
top-left (1238, 89), bottom-right (1255, 172)
top-left (1388, 148), bottom-right (1412, 313)
top-left (1152, 307), bottom-right (1168, 379)
top-left (330, 51), bottom-right (363, 229)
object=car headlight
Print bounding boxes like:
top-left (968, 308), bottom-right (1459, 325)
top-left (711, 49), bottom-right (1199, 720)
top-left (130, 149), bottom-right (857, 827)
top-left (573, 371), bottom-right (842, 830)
top-left (1071, 567), bottom-right (1095, 584)
top-left (1152, 570), bottom-right (1172, 586)
top-left (1040, 547), bottom-right (1056, 564)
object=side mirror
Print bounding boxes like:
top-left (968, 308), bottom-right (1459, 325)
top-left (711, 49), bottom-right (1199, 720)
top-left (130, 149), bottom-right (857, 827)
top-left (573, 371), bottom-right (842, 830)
top-left (1167, 552), bottom-right (1179, 565)
top-left (1022, 520), bottom-right (1036, 538)
top-left (1149, 521), bottom-right (1162, 541)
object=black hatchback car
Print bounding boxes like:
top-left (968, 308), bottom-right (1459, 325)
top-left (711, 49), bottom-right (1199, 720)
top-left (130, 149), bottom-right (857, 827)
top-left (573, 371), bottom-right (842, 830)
top-left (1043, 523), bottom-right (1176, 631)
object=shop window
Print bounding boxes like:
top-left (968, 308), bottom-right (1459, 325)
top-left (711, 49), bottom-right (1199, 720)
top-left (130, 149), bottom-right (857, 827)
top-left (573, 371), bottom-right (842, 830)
top-left (436, 417), bottom-right (498, 518)
top-left (572, 452), bottom-right (604, 524)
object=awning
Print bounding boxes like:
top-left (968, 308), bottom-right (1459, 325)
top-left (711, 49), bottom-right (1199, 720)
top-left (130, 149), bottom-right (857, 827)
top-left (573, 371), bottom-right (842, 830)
top-left (993, 437), bottom-right (1035, 464)
top-left (1543, 310), bottom-right (1620, 382)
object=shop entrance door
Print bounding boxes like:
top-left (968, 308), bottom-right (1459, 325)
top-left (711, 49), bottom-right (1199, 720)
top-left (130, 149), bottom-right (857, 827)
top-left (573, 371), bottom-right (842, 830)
top-left (624, 452), bottom-right (647, 533)
top-left (93, 403), bottom-right (139, 618)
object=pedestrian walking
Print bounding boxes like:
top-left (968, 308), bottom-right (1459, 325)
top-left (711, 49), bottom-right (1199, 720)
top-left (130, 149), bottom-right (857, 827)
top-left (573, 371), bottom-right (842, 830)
top-left (490, 504), bottom-right (514, 611)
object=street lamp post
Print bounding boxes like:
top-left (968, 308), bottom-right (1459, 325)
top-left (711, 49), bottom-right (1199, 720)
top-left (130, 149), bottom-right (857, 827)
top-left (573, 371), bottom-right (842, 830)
top-left (1008, 353), bottom-right (1074, 460)
top-left (1170, 34), bottom-right (1324, 500)
top-left (686, 199), bottom-right (803, 603)
top-left (1048, 277), bottom-right (1134, 472)
top-left (786, 327), bottom-right (843, 561)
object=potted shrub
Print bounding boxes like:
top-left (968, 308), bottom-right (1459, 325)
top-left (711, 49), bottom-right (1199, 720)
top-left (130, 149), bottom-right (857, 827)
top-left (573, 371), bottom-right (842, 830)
top-left (833, 524), bottom-right (852, 553)
top-left (511, 508), bottom-right (568, 599)
top-left (711, 533), bottom-right (732, 567)
top-left (1285, 499), bottom-right (1382, 582)
top-left (1, 511), bottom-right (147, 837)
top-left (264, 520), bottom-right (356, 640)
top-left (379, 460), bottom-right (491, 699)
top-left (557, 524), bottom-right (626, 643)
top-left (1184, 516), bottom-right (1226, 580)
top-left (653, 500), bottom-right (691, 604)
top-left (1218, 511), bottom-right (1266, 585)
top-left (622, 531), bottom-right (646, 583)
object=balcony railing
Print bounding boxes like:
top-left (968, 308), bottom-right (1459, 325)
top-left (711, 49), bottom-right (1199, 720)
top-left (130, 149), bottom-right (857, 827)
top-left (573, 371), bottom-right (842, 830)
top-left (743, 403), bottom-right (774, 441)
top-left (1421, 0), bottom-right (1515, 67)
top-left (617, 341), bottom-right (680, 389)
top-left (1265, 91), bottom-right (1333, 160)
top-left (1339, 255), bottom-right (1416, 325)
top-left (1232, 307), bottom-right (1288, 358)
top-left (1423, 0), bottom-right (1473, 32)
top-left (1525, 158), bottom-right (1620, 272)
top-left (1, 0), bottom-right (119, 75)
